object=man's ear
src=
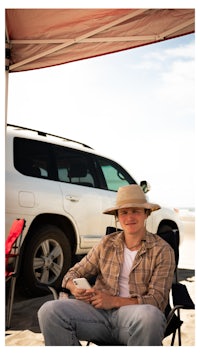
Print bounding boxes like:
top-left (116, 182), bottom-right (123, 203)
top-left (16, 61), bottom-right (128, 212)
top-left (145, 209), bottom-right (151, 217)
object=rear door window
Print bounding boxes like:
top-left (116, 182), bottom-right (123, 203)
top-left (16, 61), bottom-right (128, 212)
top-left (53, 145), bottom-right (98, 188)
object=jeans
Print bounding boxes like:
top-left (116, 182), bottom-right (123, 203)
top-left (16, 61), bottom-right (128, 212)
top-left (38, 298), bottom-right (166, 346)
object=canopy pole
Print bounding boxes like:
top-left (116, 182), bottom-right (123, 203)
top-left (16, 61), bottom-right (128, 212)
top-left (5, 42), bottom-right (10, 124)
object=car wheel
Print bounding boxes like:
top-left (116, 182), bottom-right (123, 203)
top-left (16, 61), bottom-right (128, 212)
top-left (22, 225), bottom-right (72, 296)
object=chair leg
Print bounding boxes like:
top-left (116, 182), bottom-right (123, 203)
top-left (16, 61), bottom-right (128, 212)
top-left (170, 325), bottom-right (182, 346)
top-left (177, 309), bottom-right (182, 346)
top-left (171, 330), bottom-right (176, 346)
top-left (177, 326), bottom-right (182, 346)
top-left (6, 277), bottom-right (17, 329)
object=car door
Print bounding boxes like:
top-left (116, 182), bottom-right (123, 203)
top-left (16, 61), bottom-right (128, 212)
top-left (54, 146), bottom-right (114, 248)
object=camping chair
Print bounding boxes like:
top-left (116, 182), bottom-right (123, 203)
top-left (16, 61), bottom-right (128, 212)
top-left (158, 228), bottom-right (195, 345)
top-left (5, 218), bottom-right (26, 329)
top-left (41, 227), bottom-right (195, 346)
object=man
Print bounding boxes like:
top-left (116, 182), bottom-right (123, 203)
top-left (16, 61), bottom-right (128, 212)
top-left (38, 185), bottom-right (175, 346)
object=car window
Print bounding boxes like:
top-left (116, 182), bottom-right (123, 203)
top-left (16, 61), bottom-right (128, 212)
top-left (53, 145), bottom-right (97, 188)
top-left (14, 137), bottom-right (51, 178)
top-left (14, 137), bottom-right (98, 188)
top-left (96, 157), bottom-right (136, 191)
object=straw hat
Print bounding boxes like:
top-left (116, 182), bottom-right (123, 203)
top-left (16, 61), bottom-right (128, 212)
top-left (103, 185), bottom-right (161, 215)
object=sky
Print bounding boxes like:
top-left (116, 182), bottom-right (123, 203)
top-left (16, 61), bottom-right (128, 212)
top-left (6, 14), bottom-right (195, 209)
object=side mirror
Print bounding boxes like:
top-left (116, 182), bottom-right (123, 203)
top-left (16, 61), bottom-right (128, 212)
top-left (140, 180), bottom-right (150, 193)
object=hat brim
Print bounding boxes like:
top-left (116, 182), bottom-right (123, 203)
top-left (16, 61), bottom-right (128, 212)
top-left (103, 202), bottom-right (161, 215)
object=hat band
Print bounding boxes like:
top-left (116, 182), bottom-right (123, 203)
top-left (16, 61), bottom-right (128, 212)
top-left (116, 198), bottom-right (147, 207)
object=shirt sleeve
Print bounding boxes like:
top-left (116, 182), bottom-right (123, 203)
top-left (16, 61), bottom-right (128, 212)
top-left (62, 242), bottom-right (101, 286)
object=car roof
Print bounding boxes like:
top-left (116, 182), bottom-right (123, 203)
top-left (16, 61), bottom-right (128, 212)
top-left (7, 123), bottom-right (95, 151)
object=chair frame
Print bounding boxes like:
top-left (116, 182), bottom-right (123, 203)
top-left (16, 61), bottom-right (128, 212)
top-left (158, 229), bottom-right (195, 345)
top-left (5, 218), bottom-right (26, 329)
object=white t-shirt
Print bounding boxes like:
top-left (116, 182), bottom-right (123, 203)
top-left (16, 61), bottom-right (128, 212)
top-left (119, 245), bottom-right (138, 297)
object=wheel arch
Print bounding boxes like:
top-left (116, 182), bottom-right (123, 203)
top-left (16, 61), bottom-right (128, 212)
top-left (18, 214), bottom-right (78, 296)
top-left (21, 213), bottom-right (78, 258)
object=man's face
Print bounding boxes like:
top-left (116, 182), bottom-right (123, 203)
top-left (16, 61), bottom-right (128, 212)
top-left (118, 207), bottom-right (148, 235)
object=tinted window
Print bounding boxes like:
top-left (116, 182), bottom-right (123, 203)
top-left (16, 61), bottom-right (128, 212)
top-left (14, 138), bottom-right (51, 178)
top-left (53, 145), bottom-right (97, 188)
top-left (14, 137), bottom-right (98, 188)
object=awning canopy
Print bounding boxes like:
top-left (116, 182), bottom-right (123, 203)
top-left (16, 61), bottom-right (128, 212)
top-left (5, 8), bottom-right (195, 73)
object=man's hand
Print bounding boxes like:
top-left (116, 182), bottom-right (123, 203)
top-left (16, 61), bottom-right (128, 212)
top-left (86, 289), bottom-right (116, 309)
top-left (72, 287), bottom-right (95, 303)
top-left (64, 279), bottom-right (138, 309)
top-left (64, 279), bottom-right (94, 303)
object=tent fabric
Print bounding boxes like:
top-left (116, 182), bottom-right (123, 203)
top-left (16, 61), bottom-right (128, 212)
top-left (5, 8), bottom-right (195, 72)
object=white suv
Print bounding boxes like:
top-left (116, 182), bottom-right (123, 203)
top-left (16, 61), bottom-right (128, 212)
top-left (6, 124), bottom-right (183, 296)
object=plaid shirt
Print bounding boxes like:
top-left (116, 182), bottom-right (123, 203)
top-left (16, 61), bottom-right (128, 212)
top-left (63, 231), bottom-right (176, 312)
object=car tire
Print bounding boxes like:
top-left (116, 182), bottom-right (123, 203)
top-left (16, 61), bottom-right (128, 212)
top-left (21, 225), bottom-right (72, 296)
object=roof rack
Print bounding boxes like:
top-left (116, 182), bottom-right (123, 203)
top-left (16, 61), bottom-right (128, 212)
top-left (7, 124), bottom-right (93, 149)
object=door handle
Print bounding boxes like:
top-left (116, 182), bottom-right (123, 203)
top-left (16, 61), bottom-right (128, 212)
top-left (65, 195), bottom-right (79, 202)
